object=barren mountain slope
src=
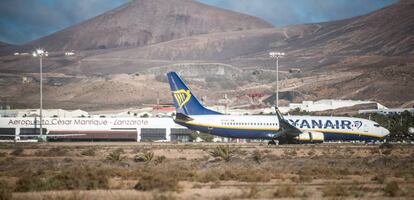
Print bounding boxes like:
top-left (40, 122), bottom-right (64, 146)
top-left (1, 1), bottom-right (414, 110)
top-left (24, 0), bottom-right (272, 51)
top-left (0, 41), bottom-right (11, 49)
top-left (281, 0), bottom-right (414, 56)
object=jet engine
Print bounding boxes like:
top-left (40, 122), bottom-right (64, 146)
top-left (295, 131), bottom-right (324, 143)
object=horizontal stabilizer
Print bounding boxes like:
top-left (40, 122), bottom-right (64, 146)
top-left (175, 112), bottom-right (194, 122)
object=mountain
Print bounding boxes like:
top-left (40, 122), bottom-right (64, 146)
top-left (281, 0), bottom-right (414, 56)
top-left (1, 0), bottom-right (413, 110)
top-left (25, 0), bottom-right (272, 51)
top-left (0, 41), bottom-right (11, 49)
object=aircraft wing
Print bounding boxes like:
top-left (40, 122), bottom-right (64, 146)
top-left (274, 108), bottom-right (302, 139)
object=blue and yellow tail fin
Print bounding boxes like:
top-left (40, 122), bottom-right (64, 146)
top-left (167, 71), bottom-right (222, 115)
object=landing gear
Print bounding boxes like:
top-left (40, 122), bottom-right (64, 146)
top-left (268, 140), bottom-right (277, 145)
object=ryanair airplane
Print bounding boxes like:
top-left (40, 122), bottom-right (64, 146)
top-left (167, 72), bottom-right (390, 144)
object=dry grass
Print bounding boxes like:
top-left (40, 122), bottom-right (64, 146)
top-left (15, 165), bottom-right (109, 192)
top-left (273, 185), bottom-right (298, 198)
top-left (0, 179), bottom-right (12, 200)
top-left (384, 181), bottom-right (402, 197)
top-left (134, 173), bottom-right (180, 192)
top-left (34, 147), bottom-right (68, 157)
top-left (0, 143), bottom-right (413, 199)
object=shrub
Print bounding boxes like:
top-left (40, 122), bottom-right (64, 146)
top-left (10, 147), bottom-right (24, 156)
top-left (384, 181), bottom-right (401, 197)
top-left (273, 186), bottom-right (297, 198)
top-left (134, 151), bottom-right (154, 163)
top-left (283, 149), bottom-right (297, 157)
top-left (134, 173), bottom-right (180, 192)
top-left (322, 184), bottom-right (348, 197)
top-left (379, 143), bottom-right (393, 149)
top-left (0, 180), bottom-right (12, 200)
top-left (307, 149), bottom-right (316, 156)
top-left (381, 148), bottom-right (393, 155)
top-left (152, 192), bottom-right (177, 200)
top-left (80, 148), bottom-right (96, 156)
top-left (298, 175), bottom-right (313, 183)
top-left (154, 155), bottom-right (166, 165)
top-left (379, 143), bottom-right (393, 155)
top-left (372, 174), bottom-right (387, 184)
top-left (219, 167), bottom-right (271, 182)
top-left (241, 185), bottom-right (259, 198)
top-left (15, 166), bottom-right (109, 192)
top-left (34, 147), bottom-right (68, 157)
top-left (106, 149), bottom-right (125, 162)
top-left (195, 170), bottom-right (220, 183)
top-left (209, 145), bottom-right (235, 162)
top-left (251, 150), bottom-right (264, 164)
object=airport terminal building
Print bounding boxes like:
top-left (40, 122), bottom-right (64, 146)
top-left (0, 109), bottom-right (193, 142)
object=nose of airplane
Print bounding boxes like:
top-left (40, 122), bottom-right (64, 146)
top-left (381, 127), bottom-right (390, 137)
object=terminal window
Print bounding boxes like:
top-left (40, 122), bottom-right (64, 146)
top-left (0, 128), bottom-right (15, 139)
top-left (171, 128), bottom-right (193, 142)
top-left (20, 128), bottom-right (47, 135)
top-left (140, 128), bottom-right (166, 141)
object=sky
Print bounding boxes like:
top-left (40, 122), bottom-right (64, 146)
top-left (0, 0), bottom-right (397, 45)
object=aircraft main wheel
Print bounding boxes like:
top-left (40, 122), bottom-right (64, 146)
top-left (268, 140), bottom-right (276, 145)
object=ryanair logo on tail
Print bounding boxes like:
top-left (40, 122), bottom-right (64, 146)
top-left (173, 89), bottom-right (191, 108)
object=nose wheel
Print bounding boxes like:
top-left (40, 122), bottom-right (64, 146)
top-left (268, 140), bottom-right (277, 145)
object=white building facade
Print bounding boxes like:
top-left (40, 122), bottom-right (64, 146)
top-left (0, 117), bottom-right (192, 142)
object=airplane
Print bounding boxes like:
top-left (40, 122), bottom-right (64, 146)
top-left (166, 71), bottom-right (390, 144)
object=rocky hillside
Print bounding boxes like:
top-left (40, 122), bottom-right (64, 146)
top-left (25, 0), bottom-right (272, 51)
top-left (1, 0), bottom-right (413, 110)
top-left (0, 41), bottom-right (11, 49)
top-left (280, 0), bottom-right (414, 56)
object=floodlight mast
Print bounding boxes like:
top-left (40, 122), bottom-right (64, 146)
top-left (32, 49), bottom-right (48, 140)
top-left (269, 52), bottom-right (285, 108)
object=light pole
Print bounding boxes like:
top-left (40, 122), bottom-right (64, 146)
top-left (32, 49), bottom-right (48, 139)
top-left (269, 52), bottom-right (285, 108)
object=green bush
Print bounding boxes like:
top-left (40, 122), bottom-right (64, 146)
top-left (134, 151), bottom-right (154, 163)
top-left (209, 145), bottom-right (236, 162)
top-left (106, 149), bottom-right (125, 162)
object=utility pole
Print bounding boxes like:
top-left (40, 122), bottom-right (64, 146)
top-left (32, 49), bottom-right (48, 140)
top-left (269, 52), bottom-right (285, 108)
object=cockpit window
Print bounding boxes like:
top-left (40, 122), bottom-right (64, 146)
top-left (374, 124), bottom-right (380, 127)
